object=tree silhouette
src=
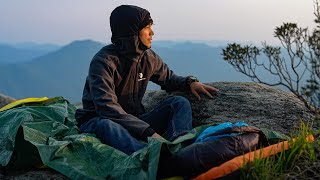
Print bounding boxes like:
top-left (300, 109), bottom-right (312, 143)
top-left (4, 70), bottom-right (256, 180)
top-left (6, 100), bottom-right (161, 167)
top-left (222, 0), bottom-right (320, 116)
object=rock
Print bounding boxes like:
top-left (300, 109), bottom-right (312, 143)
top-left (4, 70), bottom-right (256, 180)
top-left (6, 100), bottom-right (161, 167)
top-left (0, 93), bottom-right (16, 108)
top-left (1, 168), bottom-right (69, 180)
top-left (142, 82), bottom-right (316, 135)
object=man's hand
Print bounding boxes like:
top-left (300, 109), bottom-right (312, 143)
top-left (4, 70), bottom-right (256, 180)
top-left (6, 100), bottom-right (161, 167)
top-left (151, 133), bottom-right (163, 139)
top-left (190, 82), bottom-right (219, 100)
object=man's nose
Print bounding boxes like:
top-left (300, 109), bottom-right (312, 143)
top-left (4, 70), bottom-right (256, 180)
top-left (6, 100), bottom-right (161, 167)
top-left (150, 28), bottom-right (154, 35)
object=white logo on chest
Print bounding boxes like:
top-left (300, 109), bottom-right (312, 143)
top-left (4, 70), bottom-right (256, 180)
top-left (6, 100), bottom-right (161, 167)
top-left (138, 73), bottom-right (146, 81)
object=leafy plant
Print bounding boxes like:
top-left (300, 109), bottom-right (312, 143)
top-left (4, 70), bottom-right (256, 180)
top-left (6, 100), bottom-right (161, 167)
top-left (240, 121), bottom-right (319, 179)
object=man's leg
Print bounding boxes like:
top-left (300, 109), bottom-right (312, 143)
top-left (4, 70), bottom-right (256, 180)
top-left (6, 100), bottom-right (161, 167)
top-left (140, 96), bottom-right (193, 141)
top-left (80, 117), bottom-right (146, 155)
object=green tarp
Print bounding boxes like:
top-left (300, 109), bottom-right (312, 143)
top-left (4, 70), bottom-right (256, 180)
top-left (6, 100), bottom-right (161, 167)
top-left (0, 97), bottom-right (289, 179)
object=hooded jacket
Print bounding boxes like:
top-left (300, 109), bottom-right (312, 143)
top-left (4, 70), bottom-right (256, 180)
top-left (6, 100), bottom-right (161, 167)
top-left (75, 5), bottom-right (188, 141)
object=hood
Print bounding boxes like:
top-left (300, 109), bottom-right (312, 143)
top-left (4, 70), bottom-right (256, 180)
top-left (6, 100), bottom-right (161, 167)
top-left (110, 5), bottom-right (153, 59)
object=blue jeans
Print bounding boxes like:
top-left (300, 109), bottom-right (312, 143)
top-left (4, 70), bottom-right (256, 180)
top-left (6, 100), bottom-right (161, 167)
top-left (80, 96), bottom-right (193, 155)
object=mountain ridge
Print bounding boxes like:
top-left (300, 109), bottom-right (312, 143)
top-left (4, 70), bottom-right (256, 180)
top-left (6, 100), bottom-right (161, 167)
top-left (0, 43), bottom-right (60, 64)
top-left (0, 39), bottom-right (250, 103)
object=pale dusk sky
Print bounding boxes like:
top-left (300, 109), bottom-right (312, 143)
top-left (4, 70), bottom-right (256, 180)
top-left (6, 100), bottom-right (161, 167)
top-left (0, 0), bottom-right (315, 45)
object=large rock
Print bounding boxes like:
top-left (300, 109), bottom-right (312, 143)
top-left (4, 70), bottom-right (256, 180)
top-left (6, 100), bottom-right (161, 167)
top-left (143, 82), bottom-right (316, 134)
top-left (0, 93), bottom-right (16, 108)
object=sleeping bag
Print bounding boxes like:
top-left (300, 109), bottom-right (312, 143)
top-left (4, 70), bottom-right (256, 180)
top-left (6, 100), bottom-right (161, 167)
top-left (157, 122), bottom-right (270, 178)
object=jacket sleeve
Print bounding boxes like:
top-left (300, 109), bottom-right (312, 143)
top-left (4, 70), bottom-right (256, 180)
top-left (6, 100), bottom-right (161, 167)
top-left (88, 57), bottom-right (155, 141)
top-left (149, 50), bottom-right (188, 92)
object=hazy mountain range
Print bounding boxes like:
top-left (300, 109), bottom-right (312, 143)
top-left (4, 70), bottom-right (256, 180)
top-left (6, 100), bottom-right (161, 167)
top-left (0, 40), bottom-right (257, 103)
top-left (0, 42), bottom-right (60, 64)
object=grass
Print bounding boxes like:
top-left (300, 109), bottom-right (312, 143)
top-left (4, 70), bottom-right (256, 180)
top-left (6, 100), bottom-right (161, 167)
top-left (240, 120), bottom-right (320, 180)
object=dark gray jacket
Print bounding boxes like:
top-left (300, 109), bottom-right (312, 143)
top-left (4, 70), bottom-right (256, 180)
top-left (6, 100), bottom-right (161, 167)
top-left (76, 5), bottom-right (188, 141)
top-left (75, 38), bottom-right (187, 141)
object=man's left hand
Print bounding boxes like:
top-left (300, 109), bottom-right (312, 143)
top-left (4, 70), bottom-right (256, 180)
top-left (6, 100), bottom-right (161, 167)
top-left (190, 82), bottom-right (219, 100)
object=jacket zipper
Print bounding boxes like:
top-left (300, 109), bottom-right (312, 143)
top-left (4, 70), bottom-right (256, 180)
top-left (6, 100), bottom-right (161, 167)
top-left (132, 55), bottom-right (143, 113)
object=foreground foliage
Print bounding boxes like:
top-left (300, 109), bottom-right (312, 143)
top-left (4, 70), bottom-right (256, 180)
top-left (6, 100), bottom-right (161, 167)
top-left (241, 121), bottom-right (320, 180)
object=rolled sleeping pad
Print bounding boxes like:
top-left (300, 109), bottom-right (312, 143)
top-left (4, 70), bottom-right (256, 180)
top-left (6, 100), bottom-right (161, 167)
top-left (192, 135), bottom-right (315, 180)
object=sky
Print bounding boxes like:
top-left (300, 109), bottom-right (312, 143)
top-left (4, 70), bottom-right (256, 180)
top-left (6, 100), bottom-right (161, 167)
top-left (0, 0), bottom-right (316, 45)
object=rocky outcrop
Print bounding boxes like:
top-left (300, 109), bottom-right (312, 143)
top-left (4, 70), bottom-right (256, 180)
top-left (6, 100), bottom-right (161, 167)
top-left (143, 82), bottom-right (316, 135)
top-left (0, 93), bottom-right (16, 108)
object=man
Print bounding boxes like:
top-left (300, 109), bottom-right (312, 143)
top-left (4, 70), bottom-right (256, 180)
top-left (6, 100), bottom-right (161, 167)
top-left (75, 5), bottom-right (218, 155)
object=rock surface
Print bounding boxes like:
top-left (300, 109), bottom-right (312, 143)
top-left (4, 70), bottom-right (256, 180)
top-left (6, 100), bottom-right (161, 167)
top-left (143, 82), bottom-right (316, 135)
top-left (0, 82), bottom-right (317, 179)
top-left (0, 168), bottom-right (68, 180)
top-left (0, 93), bottom-right (16, 109)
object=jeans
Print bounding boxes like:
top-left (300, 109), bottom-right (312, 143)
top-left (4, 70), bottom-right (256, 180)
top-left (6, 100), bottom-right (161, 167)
top-left (80, 96), bottom-right (193, 155)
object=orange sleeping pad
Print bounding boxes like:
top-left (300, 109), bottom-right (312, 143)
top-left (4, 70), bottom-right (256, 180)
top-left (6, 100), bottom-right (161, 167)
top-left (192, 135), bottom-right (315, 180)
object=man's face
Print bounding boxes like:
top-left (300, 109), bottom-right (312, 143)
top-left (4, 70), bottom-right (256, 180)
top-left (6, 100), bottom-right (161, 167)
top-left (139, 23), bottom-right (154, 48)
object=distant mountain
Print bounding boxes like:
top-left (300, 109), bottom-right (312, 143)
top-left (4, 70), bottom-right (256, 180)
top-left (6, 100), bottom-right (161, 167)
top-left (153, 40), bottom-right (231, 48)
top-left (12, 42), bottom-right (60, 52)
top-left (0, 40), bottom-right (251, 103)
top-left (152, 40), bottom-right (263, 48)
top-left (0, 42), bottom-right (60, 64)
top-left (0, 40), bottom-right (104, 102)
top-left (152, 42), bottom-right (250, 83)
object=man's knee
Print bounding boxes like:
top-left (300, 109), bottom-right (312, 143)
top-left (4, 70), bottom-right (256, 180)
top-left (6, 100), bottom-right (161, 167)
top-left (95, 119), bottom-right (127, 136)
top-left (96, 118), bottom-right (115, 129)
top-left (82, 118), bottom-right (121, 137)
top-left (169, 96), bottom-right (191, 109)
